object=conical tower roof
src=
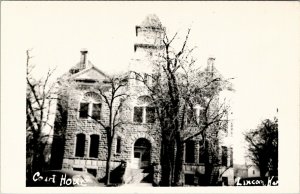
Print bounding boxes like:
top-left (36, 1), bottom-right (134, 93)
top-left (140, 14), bottom-right (163, 28)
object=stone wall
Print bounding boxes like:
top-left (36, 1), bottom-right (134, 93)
top-left (61, 82), bottom-right (161, 180)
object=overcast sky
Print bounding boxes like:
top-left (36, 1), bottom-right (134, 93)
top-left (2, 1), bottom-right (299, 165)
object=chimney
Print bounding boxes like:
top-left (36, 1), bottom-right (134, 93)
top-left (207, 57), bottom-right (215, 72)
top-left (80, 48), bottom-right (88, 69)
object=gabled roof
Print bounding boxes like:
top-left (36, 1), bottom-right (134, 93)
top-left (69, 65), bottom-right (107, 81)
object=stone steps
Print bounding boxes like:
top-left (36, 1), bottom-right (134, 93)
top-left (124, 168), bottom-right (149, 184)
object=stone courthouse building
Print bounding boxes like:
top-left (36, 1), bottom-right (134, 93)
top-left (50, 14), bottom-right (234, 186)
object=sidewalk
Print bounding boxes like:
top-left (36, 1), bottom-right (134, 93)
top-left (120, 183), bottom-right (153, 187)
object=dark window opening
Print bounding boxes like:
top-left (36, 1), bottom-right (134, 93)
top-left (73, 167), bottom-right (83, 171)
top-left (146, 107), bottom-right (155, 123)
top-left (87, 168), bottom-right (97, 177)
top-left (75, 133), bottom-right (85, 157)
top-left (199, 140), bottom-right (207, 163)
top-left (116, 137), bottom-right (121, 154)
top-left (89, 135), bottom-right (99, 158)
top-left (134, 152), bottom-right (141, 158)
top-left (76, 79), bottom-right (96, 83)
top-left (79, 103), bottom-right (89, 119)
top-left (222, 177), bottom-right (228, 186)
top-left (133, 107), bottom-right (143, 123)
top-left (70, 69), bottom-right (80, 74)
top-left (222, 146), bottom-right (228, 166)
top-left (185, 141), bottom-right (195, 163)
top-left (141, 149), bottom-right (150, 161)
top-left (92, 103), bottom-right (101, 120)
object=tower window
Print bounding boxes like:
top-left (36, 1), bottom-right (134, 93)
top-left (133, 96), bottom-right (155, 124)
top-left (133, 107), bottom-right (143, 123)
top-left (146, 107), bottom-right (155, 123)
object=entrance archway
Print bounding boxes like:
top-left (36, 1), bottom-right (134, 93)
top-left (132, 138), bottom-right (151, 169)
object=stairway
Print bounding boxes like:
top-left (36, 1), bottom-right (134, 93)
top-left (124, 168), bottom-right (150, 184)
top-left (210, 167), bottom-right (220, 185)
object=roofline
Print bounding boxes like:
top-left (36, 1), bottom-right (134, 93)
top-left (69, 65), bottom-right (108, 80)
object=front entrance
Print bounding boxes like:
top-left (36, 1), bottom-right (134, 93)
top-left (132, 138), bottom-right (151, 169)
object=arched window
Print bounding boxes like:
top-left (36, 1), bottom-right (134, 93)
top-left (133, 96), bottom-right (155, 124)
top-left (75, 133), bottom-right (86, 157)
top-left (186, 104), bottom-right (204, 125)
top-left (79, 92), bottom-right (101, 120)
top-left (89, 134), bottom-right (99, 158)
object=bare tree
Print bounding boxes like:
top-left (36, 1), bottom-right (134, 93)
top-left (26, 50), bottom-right (57, 182)
top-left (91, 75), bottom-right (129, 185)
top-left (245, 117), bottom-right (278, 177)
top-left (132, 29), bottom-right (232, 186)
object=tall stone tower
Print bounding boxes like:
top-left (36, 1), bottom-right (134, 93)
top-left (130, 14), bottom-right (165, 73)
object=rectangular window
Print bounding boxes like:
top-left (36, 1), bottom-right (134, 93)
top-left (89, 135), bottom-right (99, 158)
top-left (222, 146), bottom-right (228, 166)
top-left (199, 141), bottom-right (207, 163)
top-left (73, 167), bottom-right (83, 171)
top-left (75, 134), bottom-right (85, 157)
top-left (146, 107), bottom-right (155, 123)
top-left (133, 107), bottom-right (143, 123)
top-left (92, 103), bottom-right (101, 120)
top-left (116, 137), bottom-right (121, 154)
top-left (79, 103), bottom-right (89, 119)
top-left (185, 141), bottom-right (195, 163)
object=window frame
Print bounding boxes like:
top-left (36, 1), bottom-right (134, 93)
top-left (116, 137), bottom-right (121, 154)
top-left (75, 133), bottom-right (86, 157)
top-left (133, 96), bottom-right (156, 124)
top-left (91, 103), bottom-right (102, 120)
top-left (79, 102), bottom-right (89, 119)
top-left (78, 97), bottom-right (102, 121)
top-left (221, 146), bottom-right (228, 166)
top-left (89, 134), bottom-right (100, 158)
top-left (185, 140), bottom-right (195, 163)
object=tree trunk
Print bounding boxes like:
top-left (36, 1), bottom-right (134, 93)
top-left (160, 139), bottom-right (172, 186)
top-left (173, 133), bottom-right (184, 186)
top-left (106, 144), bottom-right (112, 185)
